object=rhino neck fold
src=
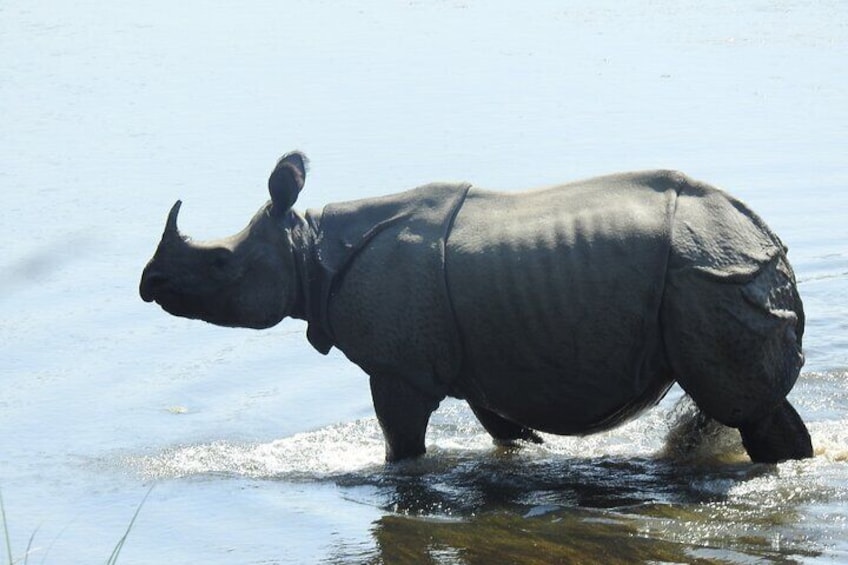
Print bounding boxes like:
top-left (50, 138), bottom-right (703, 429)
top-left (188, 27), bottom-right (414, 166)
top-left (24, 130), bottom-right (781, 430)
top-left (285, 209), bottom-right (336, 354)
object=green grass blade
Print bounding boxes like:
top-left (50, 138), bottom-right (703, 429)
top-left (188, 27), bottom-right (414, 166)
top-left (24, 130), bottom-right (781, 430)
top-left (22, 525), bottom-right (39, 565)
top-left (38, 520), bottom-right (73, 565)
top-left (106, 485), bottom-right (154, 565)
top-left (1, 489), bottom-right (13, 565)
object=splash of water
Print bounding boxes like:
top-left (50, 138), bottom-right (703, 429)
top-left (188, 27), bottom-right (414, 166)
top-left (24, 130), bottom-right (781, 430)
top-left (134, 389), bottom-right (848, 482)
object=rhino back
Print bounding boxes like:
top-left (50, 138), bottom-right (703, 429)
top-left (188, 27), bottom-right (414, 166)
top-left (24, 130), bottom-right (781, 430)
top-left (445, 171), bottom-right (685, 434)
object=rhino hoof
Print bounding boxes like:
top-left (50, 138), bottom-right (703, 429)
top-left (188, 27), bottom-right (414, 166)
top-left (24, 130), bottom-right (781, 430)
top-left (739, 400), bottom-right (813, 463)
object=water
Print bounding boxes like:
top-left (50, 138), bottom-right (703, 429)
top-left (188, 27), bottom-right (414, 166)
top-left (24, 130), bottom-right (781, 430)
top-left (1, 1), bottom-right (846, 563)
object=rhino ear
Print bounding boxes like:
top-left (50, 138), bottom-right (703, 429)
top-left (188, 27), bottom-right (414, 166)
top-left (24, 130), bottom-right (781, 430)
top-left (268, 151), bottom-right (308, 215)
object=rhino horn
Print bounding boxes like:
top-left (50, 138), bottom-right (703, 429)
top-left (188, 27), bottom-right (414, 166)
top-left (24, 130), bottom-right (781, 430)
top-left (164, 200), bottom-right (183, 238)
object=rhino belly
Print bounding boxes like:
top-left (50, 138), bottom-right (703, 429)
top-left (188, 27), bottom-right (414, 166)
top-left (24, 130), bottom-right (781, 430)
top-left (460, 357), bottom-right (673, 436)
top-left (449, 292), bottom-right (675, 435)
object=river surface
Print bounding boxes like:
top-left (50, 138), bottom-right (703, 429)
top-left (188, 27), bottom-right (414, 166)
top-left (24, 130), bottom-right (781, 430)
top-left (1, 1), bottom-right (846, 563)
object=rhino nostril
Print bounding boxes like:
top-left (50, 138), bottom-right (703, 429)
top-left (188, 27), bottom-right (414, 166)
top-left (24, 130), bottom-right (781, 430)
top-left (140, 271), bottom-right (169, 302)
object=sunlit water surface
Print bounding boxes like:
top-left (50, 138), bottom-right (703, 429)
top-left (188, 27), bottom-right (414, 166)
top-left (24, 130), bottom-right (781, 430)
top-left (1, 1), bottom-right (846, 563)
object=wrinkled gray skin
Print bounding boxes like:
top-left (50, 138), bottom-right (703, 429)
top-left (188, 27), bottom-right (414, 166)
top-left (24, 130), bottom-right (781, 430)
top-left (140, 152), bottom-right (813, 464)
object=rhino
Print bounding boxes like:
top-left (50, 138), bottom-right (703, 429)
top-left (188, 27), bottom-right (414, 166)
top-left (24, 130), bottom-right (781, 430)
top-left (139, 151), bottom-right (813, 464)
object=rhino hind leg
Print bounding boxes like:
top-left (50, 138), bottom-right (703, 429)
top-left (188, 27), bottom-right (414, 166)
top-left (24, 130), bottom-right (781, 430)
top-left (662, 254), bottom-right (813, 462)
top-left (469, 404), bottom-right (543, 446)
top-left (369, 375), bottom-right (441, 463)
top-left (739, 399), bottom-right (813, 463)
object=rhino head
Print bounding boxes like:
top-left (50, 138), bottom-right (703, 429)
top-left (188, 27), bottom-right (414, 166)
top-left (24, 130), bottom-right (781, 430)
top-left (139, 152), bottom-right (309, 329)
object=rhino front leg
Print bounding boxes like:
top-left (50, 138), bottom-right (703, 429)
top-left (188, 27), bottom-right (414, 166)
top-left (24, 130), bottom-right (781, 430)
top-left (369, 375), bottom-right (441, 463)
top-left (469, 404), bottom-right (543, 446)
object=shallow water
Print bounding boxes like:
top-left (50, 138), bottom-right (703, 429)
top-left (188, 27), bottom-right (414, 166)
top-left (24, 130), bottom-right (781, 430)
top-left (1, 1), bottom-right (847, 563)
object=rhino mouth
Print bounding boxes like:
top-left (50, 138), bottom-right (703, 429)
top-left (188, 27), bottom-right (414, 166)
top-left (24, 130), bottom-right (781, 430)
top-left (148, 289), bottom-right (219, 324)
top-left (144, 286), bottom-right (190, 317)
top-left (139, 273), bottom-right (167, 303)
top-left (141, 283), bottom-right (270, 328)
top-left (139, 269), bottom-right (280, 329)
top-left (138, 272), bottom-right (196, 318)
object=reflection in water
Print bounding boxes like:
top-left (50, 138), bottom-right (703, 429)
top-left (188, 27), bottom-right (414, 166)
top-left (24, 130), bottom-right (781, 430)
top-left (136, 388), bottom-right (848, 563)
top-left (323, 456), bottom-right (830, 564)
top-left (321, 455), bottom-right (830, 564)
top-left (366, 510), bottom-right (692, 565)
